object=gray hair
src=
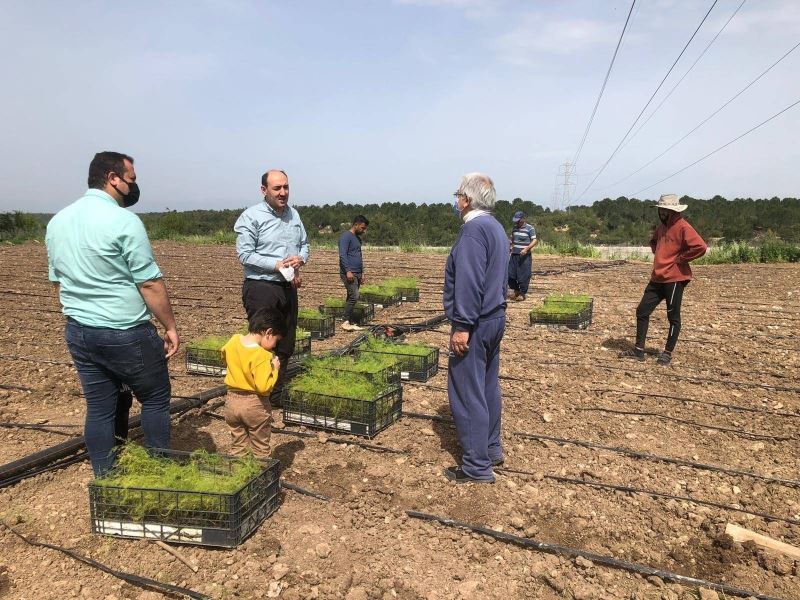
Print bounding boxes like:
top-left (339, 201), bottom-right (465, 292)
top-left (458, 172), bottom-right (496, 210)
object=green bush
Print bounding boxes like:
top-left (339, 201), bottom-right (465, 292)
top-left (0, 211), bottom-right (45, 243)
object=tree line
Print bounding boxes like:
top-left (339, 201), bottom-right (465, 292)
top-left (3, 196), bottom-right (799, 246)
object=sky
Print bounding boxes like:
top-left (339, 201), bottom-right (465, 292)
top-left (0, 0), bottom-right (798, 213)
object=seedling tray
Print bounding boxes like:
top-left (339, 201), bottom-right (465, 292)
top-left (89, 450), bottom-right (280, 548)
top-left (305, 356), bottom-right (401, 388)
top-left (359, 289), bottom-right (401, 308)
top-left (318, 302), bottom-right (375, 325)
top-left (297, 314), bottom-right (335, 340)
top-left (393, 287), bottom-right (419, 302)
top-left (529, 303), bottom-right (593, 330)
top-left (283, 385), bottom-right (402, 438)
top-left (186, 347), bottom-right (225, 377)
top-left (355, 345), bottom-right (439, 382)
top-left (292, 335), bottom-right (312, 361)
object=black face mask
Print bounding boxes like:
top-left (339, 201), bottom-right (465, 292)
top-left (112, 179), bottom-right (140, 207)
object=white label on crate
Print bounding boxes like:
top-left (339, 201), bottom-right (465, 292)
top-left (285, 412), bottom-right (353, 432)
top-left (400, 371), bottom-right (410, 380)
top-left (95, 519), bottom-right (203, 542)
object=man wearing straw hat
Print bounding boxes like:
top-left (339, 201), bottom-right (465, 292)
top-left (620, 194), bottom-right (707, 365)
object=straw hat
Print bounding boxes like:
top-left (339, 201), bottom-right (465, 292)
top-left (654, 193), bottom-right (688, 212)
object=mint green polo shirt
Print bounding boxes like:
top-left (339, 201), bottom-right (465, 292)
top-left (45, 189), bottom-right (163, 329)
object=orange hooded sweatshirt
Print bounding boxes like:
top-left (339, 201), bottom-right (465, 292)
top-left (649, 212), bottom-right (707, 283)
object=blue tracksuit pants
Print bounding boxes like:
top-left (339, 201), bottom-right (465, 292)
top-left (508, 253), bottom-right (532, 296)
top-left (447, 316), bottom-right (505, 480)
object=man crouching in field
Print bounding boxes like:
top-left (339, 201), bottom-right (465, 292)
top-left (620, 193), bottom-right (707, 365)
top-left (443, 173), bottom-right (508, 483)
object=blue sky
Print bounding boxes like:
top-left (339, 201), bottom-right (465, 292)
top-left (0, 0), bottom-right (798, 212)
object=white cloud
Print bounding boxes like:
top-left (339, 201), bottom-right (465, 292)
top-left (496, 14), bottom-right (620, 66)
top-left (724, 1), bottom-right (800, 35)
top-left (393, 0), bottom-right (503, 18)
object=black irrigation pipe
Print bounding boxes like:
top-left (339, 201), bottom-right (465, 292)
top-left (574, 407), bottom-right (791, 442)
top-left (406, 511), bottom-right (784, 600)
top-left (0, 383), bottom-right (36, 392)
top-left (1, 521), bottom-right (210, 599)
top-left (0, 422), bottom-right (80, 437)
top-left (495, 466), bottom-right (800, 528)
top-left (0, 451), bottom-right (90, 489)
top-left (0, 385), bottom-right (228, 486)
top-left (590, 388), bottom-right (800, 419)
top-left (402, 411), bottom-right (454, 424)
top-left (516, 432), bottom-right (800, 489)
top-left (281, 480), bottom-right (330, 501)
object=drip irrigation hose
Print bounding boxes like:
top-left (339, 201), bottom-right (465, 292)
top-left (0, 383), bottom-right (35, 392)
top-left (0, 385), bottom-right (228, 486)
top-left (281, 480), bottom-right (330, 501)
top-left (495, 467), bottom-right (800, 528)
top-left (405, 511), bottom-right (784, 600)
top-left (0, 451), bottom-right (90, 489)
top-left (1, 520), bottom-right (210, 600)
top-left (0, 422), bottom-right (80, 429)
top-left (574, 407), bottom-right (790, 442)
top-left (590, 387), bottom-right (800, 418)
top-left (516, 432), bottom-right (800, 489)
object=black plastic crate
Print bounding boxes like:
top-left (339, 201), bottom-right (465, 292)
top-left (297, 314), bottom-right (335, 340)
top-left (186, 347), bottom-right (225, 377)
top-left (359, 289), bottom-right (401, 308)
top-left (355, 344), bottom-right (439, 382)
top-left (293, 334), bottom-right (312, 361)
top-left (529, 303), bottom-right (593, 330)
top-left (283, 385), bottom-right (402, 438)
top-left (89, 450), bottom-right (280, 548)
top-left (394, 287), bottom-right (419, 302)
top-left (318, 302), bottom-right (374, 325)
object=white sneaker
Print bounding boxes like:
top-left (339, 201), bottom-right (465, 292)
top-left (341, 321), bottom-right (363, 331)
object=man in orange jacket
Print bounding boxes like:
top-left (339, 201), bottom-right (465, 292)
top-left (621, 194), bottom-right (707, 365)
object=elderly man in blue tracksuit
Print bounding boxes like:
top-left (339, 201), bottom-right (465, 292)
top-left (443, 173), bottom-right (508, 483)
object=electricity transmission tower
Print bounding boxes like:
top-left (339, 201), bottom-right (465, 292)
top-left (556, 161), bottom-right (577, 210)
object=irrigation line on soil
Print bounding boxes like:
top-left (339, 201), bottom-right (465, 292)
top-left (495, 467), bottom-right (800, 527)
top-left (0, 383), bottom-right (35, 392)
top-left (405, 511), bottom-right (785, 600)
top-left (0, 353), bottom-right (73, 366)
top-left (574, 407), bottom-right (790, 442)
top-left (1, 521), bottom-right (210, 600)
top-left (590, 388), bottom-right (800, 418)
top-left (516, 432), bottom-right (800, 489)
top-left (281, 480), bottom-right (330, 501)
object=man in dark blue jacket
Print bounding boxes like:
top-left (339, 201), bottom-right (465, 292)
top-left (443, 173), bottom-right (508, 483)
top-left (338, 215), bottom-right (369, 331)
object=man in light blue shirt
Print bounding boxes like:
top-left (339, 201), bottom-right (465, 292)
top-left (46, 151), bottom-right (180, 475)
top-left (235, 169), bottom-right (310, 380)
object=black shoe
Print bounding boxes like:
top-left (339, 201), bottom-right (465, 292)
top-left (656, 351), bottom-right (672, 366)
top-left (444, 466), bottom-right (495, 484)
top-left (491, 458), bottom-right (504, 467)
top-left (619, 348), bottom-right (645, 361)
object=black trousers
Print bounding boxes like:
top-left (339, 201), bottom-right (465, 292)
top-left (635, 280), bottom-right (688, 352)
top-left (242, 279), bottom-right (298, 384)
top-left (340, 273), bottom-right (361, 322)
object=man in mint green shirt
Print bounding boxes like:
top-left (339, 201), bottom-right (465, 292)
top-left (46, 151), bottom-right (180, 475)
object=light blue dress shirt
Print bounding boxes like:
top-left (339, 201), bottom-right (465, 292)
top-left (45, 189), bottom-right (162, 329)
top-left (234, 202), bottom-right (310, 281)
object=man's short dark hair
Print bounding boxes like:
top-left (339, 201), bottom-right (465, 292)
top-left (248, 308), bottom-right (289, 337)
top-left (261, 169), bottom-right (288, 187)
top-left (353, 215), bottom-right (369, 226)
top-left (88, 152), bottom-right (134, 189)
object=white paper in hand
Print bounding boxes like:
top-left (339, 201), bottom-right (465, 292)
top-left (278, 265), bottom-right (295, 282)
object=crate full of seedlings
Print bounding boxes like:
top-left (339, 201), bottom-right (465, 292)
top-left (354, 336), bottom-right (439, 382)
top-left (297, 308), bottom-right (335, 340)
top-left (304, 353), bottom-right (401, 388)
top-left (291, 327), bottom-right (312, 364)
top-left (319, 298), bottom-right (375, 325)
top-left (529, 294), bottom-right (593, 330)
top-left (358, 284), bottom-right (401, 308)
top-left (89, 445), bottom-right (280, 548)
top-left (283, 362), bottom-right (402, 438)
top-left (186, 335), bottom-right (228, 376)
top-left (383, 277), bottom-right (420, 302)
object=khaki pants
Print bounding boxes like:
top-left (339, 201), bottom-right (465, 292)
top-left (224, 391), bottom-right (272, 457)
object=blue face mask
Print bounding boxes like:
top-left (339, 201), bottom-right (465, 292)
top-left (453, 199), bottom-right (461, 217)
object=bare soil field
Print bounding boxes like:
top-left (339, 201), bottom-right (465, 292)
top-left (0, 241), bottom-right (799, 600)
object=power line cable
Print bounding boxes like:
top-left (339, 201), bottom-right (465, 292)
top-left (631, 96), bottom-right (800, 196)
top-left (571, 0), bottom-right (638, 166)
top-left (576, 0), bottom-right (719, 201)
top-left (601, 38), bottom-right (800, 190)
top-left (621, 0), bottom-right (746, 148)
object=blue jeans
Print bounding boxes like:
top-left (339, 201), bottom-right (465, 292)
top-left (65, 318), bottom-right (171, 475)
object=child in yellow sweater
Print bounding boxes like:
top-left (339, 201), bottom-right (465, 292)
top-left (221, 308), bottom-right (288, 457)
